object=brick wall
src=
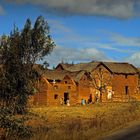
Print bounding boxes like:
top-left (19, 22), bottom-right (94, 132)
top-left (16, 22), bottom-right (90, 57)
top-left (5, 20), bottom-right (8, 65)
top-left (33, 76), bottom-right (78, 106)
top-left (112, 74), bottom-right (139, 101)
top-left (32, 65), bottom-right (140, 106)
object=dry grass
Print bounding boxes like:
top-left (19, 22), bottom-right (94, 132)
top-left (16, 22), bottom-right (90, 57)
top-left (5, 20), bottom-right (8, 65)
top-left (27, 102), bottom-right (140, 140)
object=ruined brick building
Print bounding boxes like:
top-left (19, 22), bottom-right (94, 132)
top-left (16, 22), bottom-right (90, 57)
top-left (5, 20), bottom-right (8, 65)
top-left (32, 61), bottom-right (140, 106)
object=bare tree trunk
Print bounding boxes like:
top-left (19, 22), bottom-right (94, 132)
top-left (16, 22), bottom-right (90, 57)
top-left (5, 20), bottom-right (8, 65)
top-left (100, 90), bottom-right (102, 102)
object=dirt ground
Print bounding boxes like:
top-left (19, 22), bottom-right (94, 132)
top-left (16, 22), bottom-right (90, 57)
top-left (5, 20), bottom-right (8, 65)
top-left (100, 120), bottom-right (140, 140)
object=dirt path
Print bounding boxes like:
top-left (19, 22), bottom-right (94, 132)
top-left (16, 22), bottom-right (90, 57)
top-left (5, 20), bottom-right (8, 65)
top-left (100, 121), bottom-right (140, 140)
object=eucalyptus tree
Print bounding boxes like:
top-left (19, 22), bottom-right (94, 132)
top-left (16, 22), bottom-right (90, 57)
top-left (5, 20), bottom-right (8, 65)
top-left (0, 16), bottom-right (55, 114)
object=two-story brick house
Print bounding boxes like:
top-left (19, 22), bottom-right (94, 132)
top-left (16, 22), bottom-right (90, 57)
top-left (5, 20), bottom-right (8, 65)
top-left (56, 61), bottom-right (140, 102)
top-left (33, 69), bottom-right (94, 105)
top-left (32, 61), bottom-right (140, 105)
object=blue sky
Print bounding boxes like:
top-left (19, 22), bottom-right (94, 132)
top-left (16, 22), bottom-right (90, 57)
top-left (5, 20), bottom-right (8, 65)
top-left (0, 0), bottom-right (140, 67)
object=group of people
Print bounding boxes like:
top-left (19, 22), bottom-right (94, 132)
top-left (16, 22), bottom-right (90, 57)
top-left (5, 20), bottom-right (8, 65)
top-left (81, 97), bottom-right (92, 105)
top-left (81, 90), bottom-right (114, 105)
top-left (59, 90), bottom-right (114, 106)
top-left (60, 97), bottom-right (70, 106)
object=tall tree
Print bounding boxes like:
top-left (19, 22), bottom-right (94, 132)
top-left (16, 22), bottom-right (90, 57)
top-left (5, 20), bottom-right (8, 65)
top-left (0, 16), bottom-right (55, 114)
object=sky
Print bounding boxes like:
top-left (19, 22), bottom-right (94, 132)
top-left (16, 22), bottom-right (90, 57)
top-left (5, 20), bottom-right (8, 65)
top-left (0, 0), bottom-right (140, 67)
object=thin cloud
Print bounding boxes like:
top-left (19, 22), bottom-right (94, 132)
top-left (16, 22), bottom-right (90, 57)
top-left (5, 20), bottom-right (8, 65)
top-left (0, 5), bottom-right (5, 15)
top-left (48, 19), bottom-right (99, 46)
top-left (125, 52), bottom-right (140, 67)
top-left (48, 19), bottom-right (72, 34)
top-left (45, 46), bottom-right (110, 67)
top-left (85, 42), bottom-right (131, 53)
top-left (5, 0), bottom-right (140, 19)
top-left (49, 20), bottom-right (138, 54)
top-left (109, 33), bottom-right (140, 47)
top-left (97, 30), bottom-right (140, 53)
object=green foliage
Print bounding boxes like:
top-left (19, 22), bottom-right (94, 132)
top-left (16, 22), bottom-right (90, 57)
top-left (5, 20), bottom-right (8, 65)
top-left (0, 15), bottom-right (55, 114)
top-left (0, 107), bottom-right (32, 139)
top-left (0, 15), bottom-right (55, 139)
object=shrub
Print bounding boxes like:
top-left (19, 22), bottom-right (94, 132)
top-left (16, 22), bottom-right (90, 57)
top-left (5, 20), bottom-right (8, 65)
top-left (0, 107), bottom-right (32, 140)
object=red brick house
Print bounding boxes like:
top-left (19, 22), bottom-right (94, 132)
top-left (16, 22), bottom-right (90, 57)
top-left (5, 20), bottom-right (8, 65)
top-left (56, 61), bottom-right (140, 102)
top-left (32, 61), bottom-right (140, 106)
top-left (33, 69), bottom-right (93, 105)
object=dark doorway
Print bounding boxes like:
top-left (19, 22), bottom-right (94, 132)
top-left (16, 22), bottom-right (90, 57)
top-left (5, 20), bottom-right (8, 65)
top-left (90, 94), bottom-right (92, 102)
top-left (125, 86), bottom-right (129, 95)
top-left (64, 92), bottom-right (69, 104)
top-left (88, 94), bottom-right (92, 104)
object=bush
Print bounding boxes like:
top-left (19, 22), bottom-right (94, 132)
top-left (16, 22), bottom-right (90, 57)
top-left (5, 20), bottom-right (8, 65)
top-left (0, 107), bottom-right (32, 140)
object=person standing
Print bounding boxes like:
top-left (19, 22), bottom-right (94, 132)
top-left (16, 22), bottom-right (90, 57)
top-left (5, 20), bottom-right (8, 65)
top-left (107, 90), bottom-right (113, 102)
top-left (60, 97), bottom-right (64, 105)
top-left (67, 98), bottom-right (70, 106)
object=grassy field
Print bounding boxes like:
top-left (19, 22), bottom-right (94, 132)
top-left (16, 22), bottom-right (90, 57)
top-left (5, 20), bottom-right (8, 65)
top-left (27, 102), bottom-right (140, 140)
